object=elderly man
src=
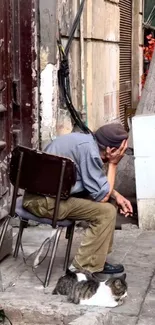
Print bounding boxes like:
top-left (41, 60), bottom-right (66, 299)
top-left (23, 123), bottom-right (133, 281)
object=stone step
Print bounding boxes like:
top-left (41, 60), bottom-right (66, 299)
top-left (2, 307), bottom-right (112, 325)
top-left (0, 225), bottom-right (13, 262)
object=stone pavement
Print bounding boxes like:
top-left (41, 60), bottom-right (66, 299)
top-left (0, 226), bottom-right (155, 325)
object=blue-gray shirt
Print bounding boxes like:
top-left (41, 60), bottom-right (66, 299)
top-left (45, 133), bottom-right (109, 201)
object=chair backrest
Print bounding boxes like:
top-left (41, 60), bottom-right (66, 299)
top-left (9, 146), bottom-right (77, 227)
top-left (10, 145), bottom-right (76, 197)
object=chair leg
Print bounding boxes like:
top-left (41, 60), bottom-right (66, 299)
top-left (0, 215), bottom-right (11, 253)
top-left (44, 227), bottom-right (62, 288)
top-left (63, 222), bottom-right (75, 272)
top-left (13, 219), bottom-right (28, 258)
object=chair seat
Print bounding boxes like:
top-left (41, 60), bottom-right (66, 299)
top-left (15, 197), bottom-right (73, 227)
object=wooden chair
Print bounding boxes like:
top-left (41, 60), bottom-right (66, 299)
top-left (0, 145), bottom-right (77, 287)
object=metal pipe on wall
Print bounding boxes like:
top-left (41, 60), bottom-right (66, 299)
top-left (79, 0), bottom-right (88, 126)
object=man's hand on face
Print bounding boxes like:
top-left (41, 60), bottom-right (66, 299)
top-left (115, 193), bottom-right (133, 217)
top-left (106, 140), bottom-right (128, 165)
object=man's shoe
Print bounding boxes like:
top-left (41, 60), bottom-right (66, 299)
top-left (93, 262), bottom-right (124, 281)
top-left (103, 262), bottom-right (124, 274)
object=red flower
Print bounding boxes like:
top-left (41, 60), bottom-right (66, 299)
top-left (141, 34), bottom-right (155, 91)
top-left (146, 34), bottom-right (153, 40)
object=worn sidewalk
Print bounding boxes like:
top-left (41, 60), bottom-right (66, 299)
top-left (0, 226), bottom-right (155, 325)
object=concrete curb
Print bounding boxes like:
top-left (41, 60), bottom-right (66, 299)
top-left (1, 304), bottom-right (112, 325)
top-left (69, 311), bottom-right (112, 325)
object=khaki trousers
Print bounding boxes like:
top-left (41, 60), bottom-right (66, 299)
top-left (23, 194), bottom-right (116, 273)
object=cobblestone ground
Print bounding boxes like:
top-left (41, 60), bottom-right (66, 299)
top-left (0, 227), bottom-right (155, 325)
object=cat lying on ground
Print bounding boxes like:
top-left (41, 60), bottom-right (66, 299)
top-left (52, 269), bottom-right (127, 308)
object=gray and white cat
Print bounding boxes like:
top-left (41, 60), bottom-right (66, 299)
top-left (53, 269), bottom-right (127, 307)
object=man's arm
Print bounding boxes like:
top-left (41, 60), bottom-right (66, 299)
top-left (100, 140), bottom-right (128, 203)
top-left (79, 140), bottom-right (127, 203)
top-left (112, 189), bottom-right (120, 199)
top-left (79, 146), bottom-right (110, 202)
top-left (111, 189), bottom-right (133, 216)
top-left (100, 163), bottom-right (117, 202)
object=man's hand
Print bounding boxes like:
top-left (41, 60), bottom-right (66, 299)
top-left (106, 140), bottom-right (127, 165)
top-left (114, 192), bottom-right (133, 217)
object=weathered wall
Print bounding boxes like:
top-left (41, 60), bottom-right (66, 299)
top-left (87, 0), bottom-right (120, 130)
top-left (115, 0), bottom-right (144, 198)
top-left (58, 0), bottom-right (120, 133)
top-left (40, 0), bottom-right (58, 148)
top-left (40, 0), bottom-right (143, 142)
top-left (40, 0), bottom-right (121, 144)
top-left (132, 0), bottom-right (144, 109)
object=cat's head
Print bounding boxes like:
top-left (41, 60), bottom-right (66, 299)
top-left (105, 273), bottom-right (127, 300)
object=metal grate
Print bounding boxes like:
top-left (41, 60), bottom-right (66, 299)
top-left (119, 0), bottom-right (132, 125)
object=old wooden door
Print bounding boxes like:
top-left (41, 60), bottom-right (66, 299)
top-left (0, 0), bottom-right (40, 220)
top-left (0, 0), bottom-right (12, 220)
top-left (12, 0), bottom-right (40, 148)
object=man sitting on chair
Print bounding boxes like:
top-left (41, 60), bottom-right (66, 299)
top-left (23, 123), bottom-right (133, 281)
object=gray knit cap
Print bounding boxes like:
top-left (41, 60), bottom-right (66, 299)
top-left (95, 123), bottom-right (128, 149)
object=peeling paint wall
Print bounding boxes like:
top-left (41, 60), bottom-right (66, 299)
top-left (39, 0), bottom-right (58, 148)
top-left (40, 0), bottom-right (74, 145)
top-left (39, 0), bottom-right (143, 140)
top-left (31, 1), bottom-right (39, 148)
top-left (132, 0), bottom-right (144, 108)
top-left (40, 47), bottom-right (72, 144)
top-left (40, 59), bottom-right (58, 147)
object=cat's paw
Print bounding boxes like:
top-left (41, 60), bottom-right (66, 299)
top-left (107, 301), bottom-right (119, 308)
top-left (118, 299), bottom-right (123, 306)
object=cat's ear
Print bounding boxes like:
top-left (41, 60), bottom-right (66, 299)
top-left (105, 278), bottom-right (113, 286)
top-left (120, 273), bottom-right (126, 281)
top-left (66, 269), bottom-right (73, 275)
top-left (114, 279), bottom-right (122, 289)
